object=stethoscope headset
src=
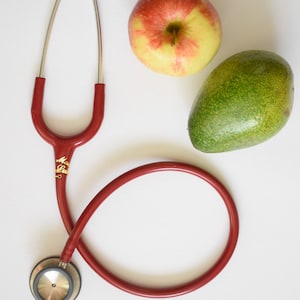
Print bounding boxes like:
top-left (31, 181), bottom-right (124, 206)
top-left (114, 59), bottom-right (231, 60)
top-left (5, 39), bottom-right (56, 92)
top-left (29, 1), bottom-right (239, 299)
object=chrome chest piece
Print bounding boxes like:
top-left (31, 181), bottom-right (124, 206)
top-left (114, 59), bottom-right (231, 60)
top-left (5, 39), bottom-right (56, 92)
top-left (29, 257), bottom-right (81, 300)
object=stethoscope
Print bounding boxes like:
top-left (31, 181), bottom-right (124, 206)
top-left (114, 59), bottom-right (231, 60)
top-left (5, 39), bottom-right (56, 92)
top-left (29, 1), bottom-right (239, 299)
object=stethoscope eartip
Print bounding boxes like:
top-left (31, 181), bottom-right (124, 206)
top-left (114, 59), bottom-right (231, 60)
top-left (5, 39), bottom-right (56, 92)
top-left (29, 257), bottom-right (81, 300)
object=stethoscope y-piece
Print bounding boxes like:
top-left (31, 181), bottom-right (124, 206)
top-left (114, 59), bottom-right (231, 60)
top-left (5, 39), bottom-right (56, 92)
top-left (29, 1), bottom-right (239, 300)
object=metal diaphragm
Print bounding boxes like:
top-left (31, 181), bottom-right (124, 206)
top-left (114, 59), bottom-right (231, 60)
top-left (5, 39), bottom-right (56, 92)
top-left (29, 257), bottom-right (81, 300)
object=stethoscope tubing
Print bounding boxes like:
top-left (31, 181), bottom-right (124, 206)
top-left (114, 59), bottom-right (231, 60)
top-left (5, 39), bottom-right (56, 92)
top-left (32, 77), bottom-right (105, 156)
top-left (57, 161), bottom-right (239, 298)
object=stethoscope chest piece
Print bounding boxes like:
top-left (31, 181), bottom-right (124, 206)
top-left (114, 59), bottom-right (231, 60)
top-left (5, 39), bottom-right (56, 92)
top-left (29, 257), bottom-right (81, 300)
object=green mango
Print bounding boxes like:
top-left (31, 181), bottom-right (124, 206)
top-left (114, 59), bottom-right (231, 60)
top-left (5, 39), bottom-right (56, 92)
top-left (188, 50), bottom-right (294, 153)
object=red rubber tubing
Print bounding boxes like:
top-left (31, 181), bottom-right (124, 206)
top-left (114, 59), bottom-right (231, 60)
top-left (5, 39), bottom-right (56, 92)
top-left (31, 77), bottom-right (239, 298)
top-left (58, 161), bottom-right (239, 298)
top-left (31, 77), bottom-right (105, 160)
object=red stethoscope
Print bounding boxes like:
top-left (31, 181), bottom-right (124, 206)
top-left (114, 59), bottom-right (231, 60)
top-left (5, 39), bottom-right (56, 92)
top-left (29, 1), bottom-right (239, 299)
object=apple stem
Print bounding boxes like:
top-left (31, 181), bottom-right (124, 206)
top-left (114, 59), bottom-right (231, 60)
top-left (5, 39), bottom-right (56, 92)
top-left (170, 29), bottom-right (177, 46)
top-left (166, 22), bottom-right (182, 47)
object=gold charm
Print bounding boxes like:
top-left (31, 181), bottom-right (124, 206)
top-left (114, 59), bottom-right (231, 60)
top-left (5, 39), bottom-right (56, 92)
top-left (55, 156), bottom-right (70, 179)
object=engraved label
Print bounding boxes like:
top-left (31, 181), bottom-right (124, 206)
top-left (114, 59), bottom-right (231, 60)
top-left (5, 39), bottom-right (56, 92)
top-left (55, 156), bottom-right (70, 178)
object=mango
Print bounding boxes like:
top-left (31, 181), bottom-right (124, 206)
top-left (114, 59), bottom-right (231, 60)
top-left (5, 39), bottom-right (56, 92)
top-left (188, 50), bottom-right (294, 153)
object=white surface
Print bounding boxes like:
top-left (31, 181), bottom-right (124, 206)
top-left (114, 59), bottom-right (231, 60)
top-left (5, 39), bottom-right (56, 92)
top-left (1, 0), bottom-right (300, 299)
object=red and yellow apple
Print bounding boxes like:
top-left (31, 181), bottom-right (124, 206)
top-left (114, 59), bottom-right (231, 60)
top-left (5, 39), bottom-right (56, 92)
top-left (128, 0), bottom-right (222, 76)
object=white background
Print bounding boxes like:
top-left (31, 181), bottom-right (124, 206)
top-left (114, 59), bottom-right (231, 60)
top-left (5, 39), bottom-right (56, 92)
top-left (1, 0), bottom-right (300, 299)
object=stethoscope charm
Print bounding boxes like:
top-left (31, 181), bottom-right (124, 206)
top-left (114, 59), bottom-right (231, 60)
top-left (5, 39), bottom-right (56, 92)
top-left (29, 257), bottom-right (81, 300)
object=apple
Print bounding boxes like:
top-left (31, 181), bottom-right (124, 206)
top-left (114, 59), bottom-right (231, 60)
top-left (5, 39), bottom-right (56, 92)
top-left (128, 0), bottom-right (222, 76)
